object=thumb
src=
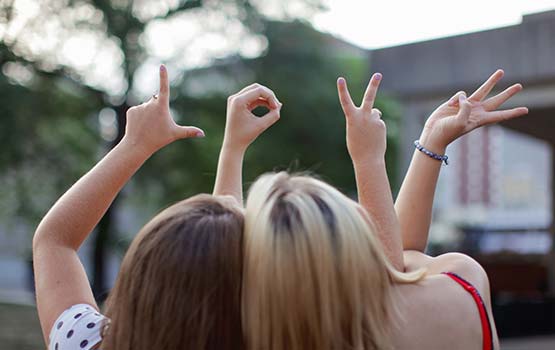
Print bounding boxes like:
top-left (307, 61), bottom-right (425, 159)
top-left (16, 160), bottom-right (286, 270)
top-left (259, 106), bottom-right (281, 130)
top-left (455, 94), bottom-right (471, 121)
top-left (447, 91), bottom-right (466, 107)
top-left (174, 125), bottom-right (205, 139)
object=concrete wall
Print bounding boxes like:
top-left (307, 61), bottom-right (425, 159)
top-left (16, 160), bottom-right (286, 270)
top-left (371, 11), bottom-right (555, 97)
top-left (369, 10), bottom-right (555, 175)
top-left (367, 10), bottom-right (555, 295)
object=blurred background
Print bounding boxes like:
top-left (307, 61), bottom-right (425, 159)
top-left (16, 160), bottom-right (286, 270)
top-left (0, 0), bottom-right (554, 348)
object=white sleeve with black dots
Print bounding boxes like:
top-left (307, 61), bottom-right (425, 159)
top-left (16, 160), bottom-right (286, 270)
top-left (48, 304), bottom-right (108, 350)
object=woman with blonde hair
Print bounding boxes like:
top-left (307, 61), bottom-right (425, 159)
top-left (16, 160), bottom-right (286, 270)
top-left (33, 66), bottom-right (281, 349)
top-left (241, 70), bottom-right (528, 350)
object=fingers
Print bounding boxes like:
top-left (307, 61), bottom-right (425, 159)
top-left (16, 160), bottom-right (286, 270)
top-left (158, 65), bottom-right (169, 103)
top-left (455, 94), bottom-right (472, 121)
top-left (482, 83), bottom-right (523, 110)
top-left (469, 69), bottom-right (504, 101)
top-left (234, 85), bottom-right (280, 109)
top-left (479, 107), bottom-right (529, 126)
top-left (361, 73), bottom-right (382, 111)
top-left (174, 125), bottom-right (205, 139)
top-left (235, 83), bottom-right (262, 96)
top-left (447, 91), bottom-right (466, 107)
top-left (258, 106), bottom-right (281, 130)
top-left (248, 97), bottom-right (272, 111)
top-left (338, 73), bottom-right (382, 115)
top-left (337, 77), bottom-right (355, 115)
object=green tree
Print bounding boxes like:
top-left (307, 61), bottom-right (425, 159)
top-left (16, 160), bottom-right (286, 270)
top-left (150, 20), bottom-right (401, 202)
top-left (0, 0), bottom-right (323, 298)
top-left (1, 2), bottom-right (400, 300)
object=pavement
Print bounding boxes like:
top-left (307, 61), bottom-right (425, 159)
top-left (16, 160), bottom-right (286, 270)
top-left (1, 295), bottom-right (555, 349)
top-left (502, 335), bottom-right (555, 349)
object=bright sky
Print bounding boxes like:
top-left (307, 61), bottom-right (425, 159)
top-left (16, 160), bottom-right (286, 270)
top-left (4, 0), bottom-right (555, 97)
top-left (313, 0), bottom-right (555, 49)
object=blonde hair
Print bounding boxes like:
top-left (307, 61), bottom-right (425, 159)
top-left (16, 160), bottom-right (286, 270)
top-left (242, 172), bottom-right (424, 350)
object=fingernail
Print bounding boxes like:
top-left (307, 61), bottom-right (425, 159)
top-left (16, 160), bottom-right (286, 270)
top-left (195, 130), bottom-right (205, 138)
top-left (160, 65), bottom-right (166, 72)
top-left (337, 77), bottom-right (345, 85)
top-left (374, 73), bottom-right (382, 81)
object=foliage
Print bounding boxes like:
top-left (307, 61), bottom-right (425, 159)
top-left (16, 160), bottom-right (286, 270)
top-left (0, 53), bottom-right (102, 229)
top-left (0, 1), bottom-right (401, 293)
top-left (0, 0), bottom-right (327, 225)
top-left (0, 0), bottom-right (325, 294)
top-left (134, 20), bottom-right (401, 216)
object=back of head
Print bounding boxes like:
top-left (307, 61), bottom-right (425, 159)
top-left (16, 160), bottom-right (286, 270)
top-left (242, 172), bottom-right (397, 350)
top-left (102, 194), bottom-right (244, 350)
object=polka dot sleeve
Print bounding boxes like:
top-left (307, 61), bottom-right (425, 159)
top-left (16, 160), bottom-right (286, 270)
top-left (48, 304), bottom-right (108, 350)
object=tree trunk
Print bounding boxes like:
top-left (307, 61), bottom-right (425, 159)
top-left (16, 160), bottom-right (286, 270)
top-left (92, 202), bottom-right (115, 300)
top-left (91, 103), bottom-right (129, 302)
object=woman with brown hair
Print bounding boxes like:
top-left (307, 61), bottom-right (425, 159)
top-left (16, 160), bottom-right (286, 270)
top-left (32, 66), bottom-right (281, 350)
top-left (241, 70), bottom-right (528, 350)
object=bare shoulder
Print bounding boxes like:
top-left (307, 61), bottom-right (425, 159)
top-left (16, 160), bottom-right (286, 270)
top-left (403, 250), bottom-right (491, 301)
top-left (395, 252), bottom-right (496, 349)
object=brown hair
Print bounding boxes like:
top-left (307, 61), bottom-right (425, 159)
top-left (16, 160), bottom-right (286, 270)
top-left (102, 194), bottom-right (244, 350)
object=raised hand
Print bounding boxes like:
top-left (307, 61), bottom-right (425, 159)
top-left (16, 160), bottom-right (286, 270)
top-left (337, 73), bottom-right (386, 164)
top-left (421, 69), bottom-right (528, 151)
top-left (213, 83), bottom-right (281, 204)
top-left (338, 73), bottom-right (404, 271)
top-left (223, 83), bottom-right (282, 151)
top-left (123, 65), bottom-right (205, 156)
top-left (34, 66), bottom-right (206, 342)
top-left (396, 70), bottom-right (529, 253)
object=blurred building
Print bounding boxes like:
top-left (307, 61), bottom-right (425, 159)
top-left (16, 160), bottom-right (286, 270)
top-left (372, 10), bottom-right (555, 336)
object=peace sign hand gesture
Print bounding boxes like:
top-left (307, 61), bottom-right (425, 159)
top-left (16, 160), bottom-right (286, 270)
top-left (337, 73), bottom-right (386, 164)
top-left (421, 69), bottom-right (528, 152)
top-left (123, 65), bottom-right (205, 157)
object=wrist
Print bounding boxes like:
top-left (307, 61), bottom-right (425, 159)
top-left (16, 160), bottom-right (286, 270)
top-left (418, 131), bottom-right (447, 154)
top-left (414, 140), bottom-right (448, 164)
top-left (352, 154), bottom-right (386, 168)
top-left (120, 136), bottom-right (156, 160)
top-left (222, 137), bottom-right (249, 155)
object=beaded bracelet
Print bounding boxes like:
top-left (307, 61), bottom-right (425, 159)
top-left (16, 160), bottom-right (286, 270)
top-left (414, 140), bottom-right (449, 165)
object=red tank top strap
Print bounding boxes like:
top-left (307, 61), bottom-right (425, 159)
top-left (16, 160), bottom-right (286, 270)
top-left (442, 272), bottom-right (494, 350)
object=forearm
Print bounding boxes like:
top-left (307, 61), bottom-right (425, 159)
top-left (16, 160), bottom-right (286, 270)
top-left (213, 141), bottom-right (246, 205)
top-left (354, 157), bottom-right (404, 271)
top-left (34, 138), bottom-right (149, 251)
top-left (395, 135), bottom-right (444, 251)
